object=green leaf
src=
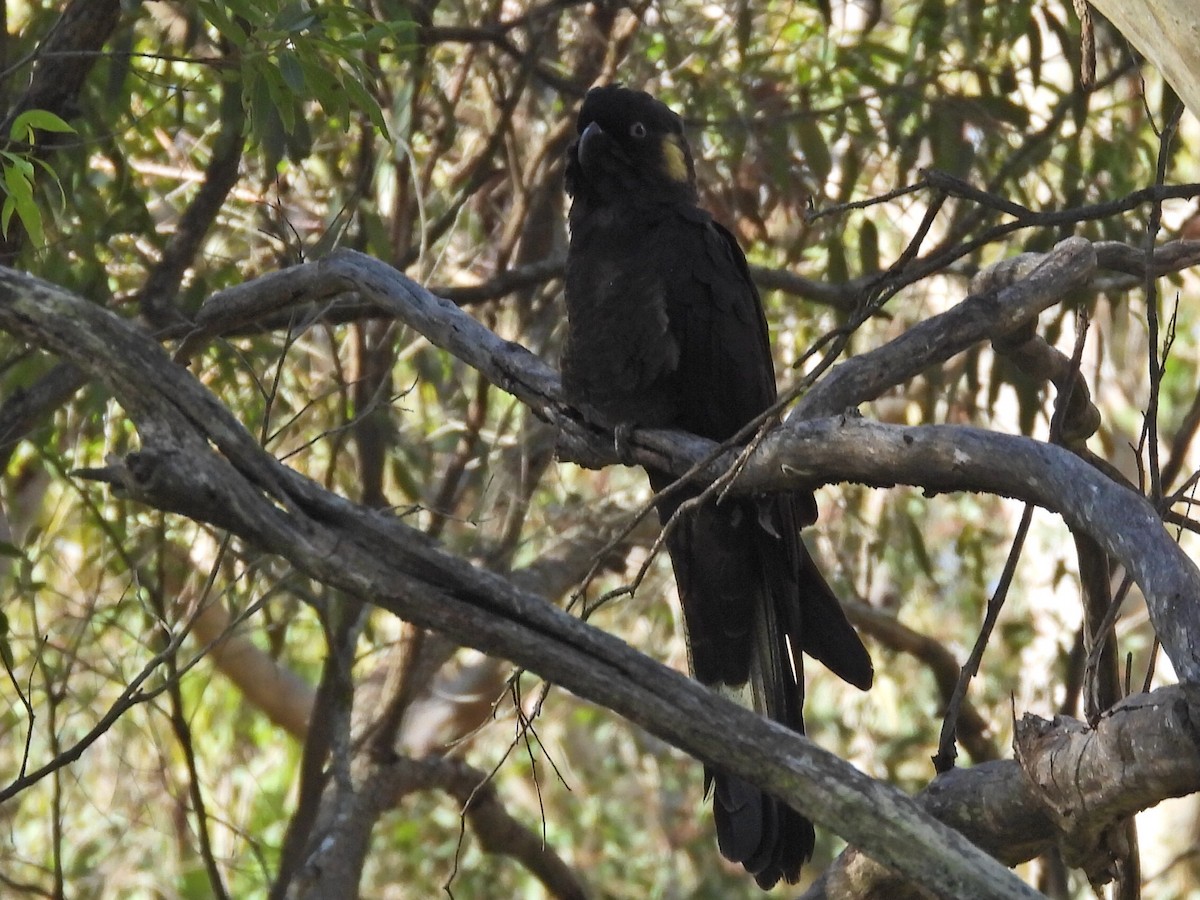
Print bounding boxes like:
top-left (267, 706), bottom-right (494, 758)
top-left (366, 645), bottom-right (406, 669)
top-left (32, 156), bottom-right (68, 213)
top-left (5, 197), bottom-right (44, 246)
top-left (902, 514), bottom-right (935, 577)
top-left (278, 49), bottom-right (306, 94)
top-left (796, 120), bottom-right (832, 184)
top-left (837, 144), bottom-right (861, 203)
top-left (339, 74), bottom-right (388, 138)
top-left (0, 608), bottom-right (12, 671)
top-left (826, 232), bottom-right (848, 283)
top-left (1, 161), bottom-right (44, 245)
top-left (285, 112), bottom-right (313, 163)
top-left (197, 0), bottom-right (249, 46)
top-left (0, 150), bottom-right (35, 180)
top-left (272, 2), bottom-right (319, 34)
top-left (1027, 18), bottom-right (1043, 86)
top-left (10, 109), bottom-right (76, 143)
top-left (262, 65), bottom-right (297, 134)
top-left (858, 219), bottom-right (880, 274)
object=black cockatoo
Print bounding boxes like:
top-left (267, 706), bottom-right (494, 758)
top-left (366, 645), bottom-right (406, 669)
top-left (562, 85), bottom-right (872, 888)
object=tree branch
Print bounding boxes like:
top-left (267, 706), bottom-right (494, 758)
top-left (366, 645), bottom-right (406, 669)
top-left (716, 416), bottom-right (1200, 682)
top-left (173, 240), bottom-right (1200, 681)
top-left (135, 73), bottom-right (247, 326)
top-left (805, 685), bottom-right (1200, 899)
top-left (790, 237), bottom-right (1097, 420)
top-left (291, 754), bottom-right (587, 900)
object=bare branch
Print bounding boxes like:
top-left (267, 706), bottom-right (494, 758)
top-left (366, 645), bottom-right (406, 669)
top-left (291, 755), bottom-right (587, 900)
top-left (725, 417), bottom-right (1200, 683)
top-left (180, 244), bottom-right (1200, 682)
top-left (190, 596), bottom-right (315, 738)
top-left (791, 237), bottom-right (1097, 420)
top-left (805, 686), bottom-right (1200, 899)
top-left (1015, 687), bottom-right (1200, 876)
top-left (0, 362), bottom-right (85, 471)
top-left (136, 75), bottom-right (247, 326)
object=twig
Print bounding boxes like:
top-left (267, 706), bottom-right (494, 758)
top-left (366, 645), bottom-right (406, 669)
top-left (1140, 104), bottom-right (1185, 505)
top-left (933, 503), bottom-right (1034, 774)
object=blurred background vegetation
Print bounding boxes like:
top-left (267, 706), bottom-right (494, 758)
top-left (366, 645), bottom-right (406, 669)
top-left (1, 0), bottom-right (1198, 897)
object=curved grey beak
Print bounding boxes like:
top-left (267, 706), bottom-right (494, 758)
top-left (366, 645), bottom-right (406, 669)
top-left (576, 120), bottom-right (606, 170)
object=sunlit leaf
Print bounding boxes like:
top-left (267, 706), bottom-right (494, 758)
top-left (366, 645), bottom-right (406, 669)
top-left (9, 108), bottom-right (75, 143)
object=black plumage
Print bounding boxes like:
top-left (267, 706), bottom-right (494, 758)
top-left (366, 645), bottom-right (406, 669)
top-left (562, 85), bottom-right (872, 888)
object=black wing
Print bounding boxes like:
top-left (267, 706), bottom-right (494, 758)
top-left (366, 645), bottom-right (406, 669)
top-left (645, 208), bottom-right (870, 887)
top-left (653, 209), bottom-right (871, 690)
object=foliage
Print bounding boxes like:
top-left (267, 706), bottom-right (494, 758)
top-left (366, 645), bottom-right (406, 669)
top-left (0, 109), bottom-right (73, 245)
top-left (1, 1), bottom-right (1199, 898)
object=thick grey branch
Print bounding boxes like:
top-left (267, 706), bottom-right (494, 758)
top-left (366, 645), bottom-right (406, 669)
top-left (1015, 687), bottom-right (1200, 873)
top-left (790, 237), bottom-right (1097, 420)
top-left (807, 685), bottom-right (1200, 899)
top-left (722, 416), bottom-right (1200, 682)
top-left (187, 243), bottom-right (1200, 680)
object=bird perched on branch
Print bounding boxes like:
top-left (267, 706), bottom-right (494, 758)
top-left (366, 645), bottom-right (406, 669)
top-left (561, 84), bottom-right (873, 888)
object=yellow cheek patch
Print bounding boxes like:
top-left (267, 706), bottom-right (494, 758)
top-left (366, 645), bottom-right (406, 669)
top-left (661, 135), bottom-right (689, 183)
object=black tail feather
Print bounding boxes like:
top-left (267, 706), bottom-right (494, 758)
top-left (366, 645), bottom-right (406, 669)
top-left (711, 770), bottom-right (814, 888)
top-left (796, 546), bottom-right (874, 691)
top-left (650, 471), bottom-right (871, 887)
